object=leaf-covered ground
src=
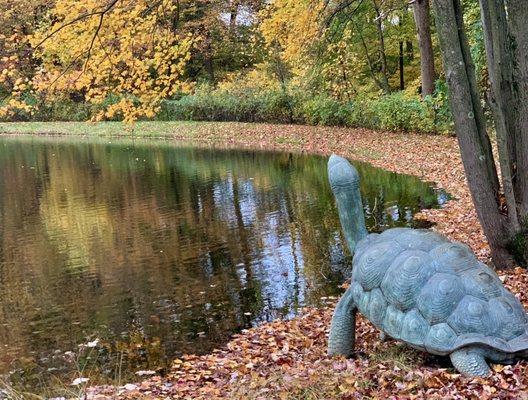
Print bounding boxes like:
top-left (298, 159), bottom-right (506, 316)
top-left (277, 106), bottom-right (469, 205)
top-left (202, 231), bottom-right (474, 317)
top-left (2, 122), bottom-right (528, 399)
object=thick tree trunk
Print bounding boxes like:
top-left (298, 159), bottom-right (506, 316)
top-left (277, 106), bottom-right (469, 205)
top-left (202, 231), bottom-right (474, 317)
top-left (504, 0), bottom-right (528, 218)
top-left (432, 0), bottom-right (514, 268)
top-left (412, 0), bottom-right (435, 96)
top-left (479, 0), bottom-right (520, 230)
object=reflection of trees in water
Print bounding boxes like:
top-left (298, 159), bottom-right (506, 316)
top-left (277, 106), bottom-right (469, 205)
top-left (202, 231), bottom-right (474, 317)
top-left (0, 138), bottom-right (442, 383)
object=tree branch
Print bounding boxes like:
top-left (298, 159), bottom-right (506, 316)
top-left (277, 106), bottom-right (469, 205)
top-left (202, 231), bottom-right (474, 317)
top-left (34, 0), bottom-right (120, 49)
top-left (324, 0), bottom-right (363, 27)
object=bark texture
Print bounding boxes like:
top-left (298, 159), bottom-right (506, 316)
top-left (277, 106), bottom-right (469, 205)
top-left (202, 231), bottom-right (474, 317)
top-left (412, 0), bottom-right (435, 96)
top-left (504, 0), bottom-right (528, 218)
top-left (432, 0), bottom-right (514, 268)
top-left (479, 0), bottom-right (520, 230)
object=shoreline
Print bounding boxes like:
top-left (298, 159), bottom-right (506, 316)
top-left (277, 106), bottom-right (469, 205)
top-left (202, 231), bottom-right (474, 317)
top-left (2, 121), bottom-right (527, 399)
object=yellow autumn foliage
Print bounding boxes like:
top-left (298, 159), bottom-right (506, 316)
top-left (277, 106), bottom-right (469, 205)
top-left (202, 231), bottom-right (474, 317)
top-left (0, 0), bottom-right (52, 118)
top-left (30, 0), bottom-right (196, 122)
top-left (259, 0), bottom-right (323, 75)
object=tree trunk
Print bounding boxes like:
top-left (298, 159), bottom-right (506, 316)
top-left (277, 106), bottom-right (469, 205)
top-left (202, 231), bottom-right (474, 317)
top-left (504, 0), bottom-right (528, 218)
top-left (413, 0), bottom-right (435, 96)
top-left (204, 36), bottom-right (215, 84)
top-left (406, 41), bottom-right (414, 60)
top-left (479, 0), bottom-right (520, 230)
top-left (399, 15), bottom-right (404, 90)
top-left (399, 40), bottom-right (405, 90)
top-left (372, 0), bottom-right (390, 94)
top-left (355, 19), bottom-right (386, 93)
top-left (229, 0), bottom-right (239, 34)
top-left (432, 0), bottom-right (514, 268)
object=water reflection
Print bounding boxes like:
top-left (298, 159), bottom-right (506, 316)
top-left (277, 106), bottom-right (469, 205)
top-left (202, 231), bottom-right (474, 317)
top-left (0, 136), bottom-right (446, 391)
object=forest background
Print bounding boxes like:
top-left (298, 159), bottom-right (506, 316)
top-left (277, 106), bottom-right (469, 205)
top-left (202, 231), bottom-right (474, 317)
top-left (0, 0), bottom-right (464, 132)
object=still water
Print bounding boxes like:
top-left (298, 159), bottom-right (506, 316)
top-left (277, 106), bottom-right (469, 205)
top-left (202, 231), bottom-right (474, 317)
top-left (0, 136), bottom-right (448, 391)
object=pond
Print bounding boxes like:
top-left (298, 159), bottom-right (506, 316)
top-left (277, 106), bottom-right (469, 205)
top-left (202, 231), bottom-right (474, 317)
top-left (0, 136), bottom-right (449, 393)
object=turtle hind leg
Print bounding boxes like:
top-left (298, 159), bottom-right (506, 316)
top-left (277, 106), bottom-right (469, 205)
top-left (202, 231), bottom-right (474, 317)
top-left (450, 348), bottom-right (491, 377)
top-left (328, 287), bottom-right (357, 357)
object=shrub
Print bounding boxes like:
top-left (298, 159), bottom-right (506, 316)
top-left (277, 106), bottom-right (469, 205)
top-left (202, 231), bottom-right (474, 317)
top-left (299, 95), bottom-right (351, 126)
top-left (158, 85), bottom-right (452, 134)
top-left (1, 94), bottom-right (97, 122)
top-left (38, 99), bottom-right (94, 122)
top-left (424, 80), bottom-right (454, 134)
top-left (2, 82), bottom-right (453, 135)
top-left (367, 92), bottom-right (436, 133)
top-left (158, 86), bottom-right (295, 123)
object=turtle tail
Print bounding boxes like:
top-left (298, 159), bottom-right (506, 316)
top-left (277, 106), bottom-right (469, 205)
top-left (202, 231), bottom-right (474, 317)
top-left (328, 155), bottom-right (368, 254)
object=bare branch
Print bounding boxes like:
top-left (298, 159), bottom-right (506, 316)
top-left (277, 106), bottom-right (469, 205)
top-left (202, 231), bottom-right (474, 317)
top-left (47, 50), bottom-right (88, 89)
top-left (34, 0), bottom-right (120, 49)
top-left (324, 0), bottom-right (361, 26)
top-left (83, 12), bottom-right (105, 72)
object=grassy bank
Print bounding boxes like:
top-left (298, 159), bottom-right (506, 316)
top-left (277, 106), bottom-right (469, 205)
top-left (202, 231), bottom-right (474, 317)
top-left (0, 121), bottom-right (252, 138)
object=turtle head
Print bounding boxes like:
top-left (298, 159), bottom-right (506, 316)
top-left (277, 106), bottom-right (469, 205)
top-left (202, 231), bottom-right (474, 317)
top-left (328, 155), bottom-right (368, 254)
top-left (328, 154), bottom-right (361, 194)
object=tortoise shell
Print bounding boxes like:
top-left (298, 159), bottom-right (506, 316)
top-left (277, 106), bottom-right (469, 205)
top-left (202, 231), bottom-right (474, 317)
top-left (350, 228), bottom-right (528, 355)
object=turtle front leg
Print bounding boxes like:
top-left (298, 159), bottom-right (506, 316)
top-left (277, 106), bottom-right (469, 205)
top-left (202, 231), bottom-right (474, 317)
top-left (328, 287), bottom-right (357, 357)
top-left (450, 348), bottom-right (491, 377)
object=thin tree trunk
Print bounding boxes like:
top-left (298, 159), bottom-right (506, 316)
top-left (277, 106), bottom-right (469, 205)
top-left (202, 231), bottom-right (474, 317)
top-left (204, 36), bottom-right (215, 84)
top-left (399, 40), bottom-right (405, 90)
top-left (399, 14), bottom-right (404, 90)
top-left (413, 0), bottom-right (435, 96)
top-left (406, 41), bottom-right (414, 60)
top-left (355, 20), bottom-right (386, 92)
top-left (432, 0), bottom-right (514, 269)
top-left (372, 0), bottom-right (390, 94)
top-left (229, 0), bottom-right (239, 34)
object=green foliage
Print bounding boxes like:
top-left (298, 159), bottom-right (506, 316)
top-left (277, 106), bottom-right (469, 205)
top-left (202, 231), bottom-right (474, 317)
top-left (0, 95), bottom-right (92, 122)
top-left (367, 93), bottom-right (434, 132)
top-left (158, 85), bottom-right (295, 123)
top-left (0, 95), bottom-right (117, 122)
top-left (425, 80), bottom-right (454, 133)
top-left (3, 82), bottom-right (453, 134)
top-left (298, 96), bottom-right (351, 126)
top-left (463, 0), bottom-right (487, 80)
top-left (158, 84), bottom-right (452, 134)
top-left (37, 99), bottom-right (94, 122)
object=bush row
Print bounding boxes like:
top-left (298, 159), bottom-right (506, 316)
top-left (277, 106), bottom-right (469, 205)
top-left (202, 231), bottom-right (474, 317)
top-left (2, 86), bottom-right (453, 135)
top-left (158, 87), bottom-right (453, 134)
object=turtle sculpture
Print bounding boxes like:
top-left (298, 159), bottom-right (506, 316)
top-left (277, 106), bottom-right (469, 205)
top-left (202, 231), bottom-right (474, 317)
top-left (327, 154), bottom-right (528, 377)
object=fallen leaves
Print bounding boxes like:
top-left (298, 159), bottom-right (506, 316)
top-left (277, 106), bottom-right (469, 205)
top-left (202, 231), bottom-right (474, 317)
top-left (82, 123), bottom-right (528, 399)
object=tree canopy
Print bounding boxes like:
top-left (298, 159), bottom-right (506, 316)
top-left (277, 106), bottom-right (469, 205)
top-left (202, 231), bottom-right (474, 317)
top-left (0, 0), bottom-right (438, 121)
